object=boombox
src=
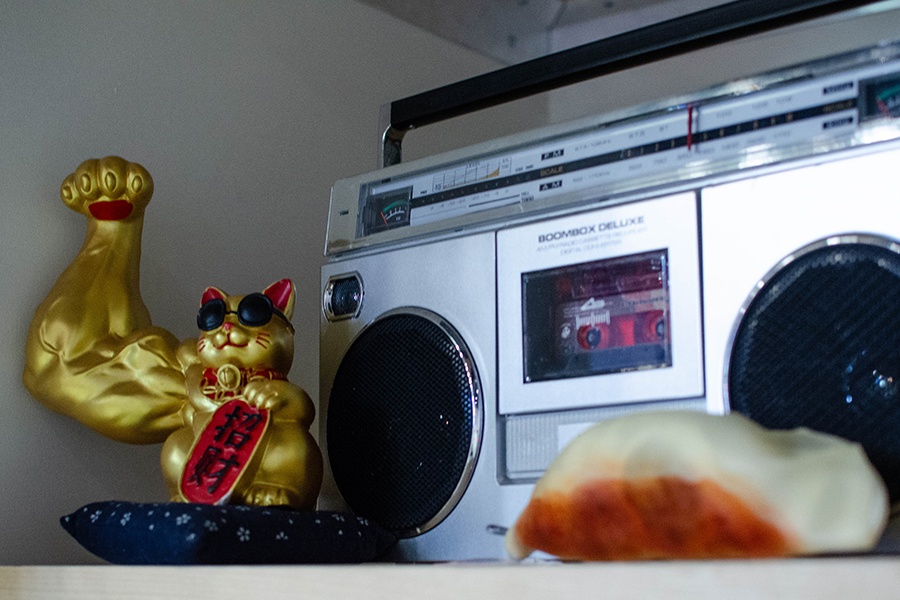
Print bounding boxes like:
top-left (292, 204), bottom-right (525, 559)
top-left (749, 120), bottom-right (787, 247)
top-left (319, 43), bottom-right (900, 561)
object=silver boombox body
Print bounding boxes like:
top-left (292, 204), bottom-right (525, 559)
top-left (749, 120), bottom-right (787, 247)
top-left (319, 43), bottom-right (900, 561)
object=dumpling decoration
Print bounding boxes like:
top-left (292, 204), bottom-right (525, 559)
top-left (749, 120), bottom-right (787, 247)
top-left (506, 411), bottom-right (889, 561)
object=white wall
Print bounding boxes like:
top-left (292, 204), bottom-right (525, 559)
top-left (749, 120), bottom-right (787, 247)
top-left (0, 0), bottom-right (546, 565)
top-left (551, 0), bottom-right (728, 54)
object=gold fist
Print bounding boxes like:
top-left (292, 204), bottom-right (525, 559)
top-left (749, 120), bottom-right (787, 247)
top-left (59, 156), bottom-right (154, 221)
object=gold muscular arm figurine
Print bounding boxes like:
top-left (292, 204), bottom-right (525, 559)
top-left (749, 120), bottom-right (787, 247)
top-left (23, 157), bottom-right (187, 444)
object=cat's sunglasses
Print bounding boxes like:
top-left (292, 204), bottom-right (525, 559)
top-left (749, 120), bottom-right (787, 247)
top-left (197, 293), bottom-right (293, 332)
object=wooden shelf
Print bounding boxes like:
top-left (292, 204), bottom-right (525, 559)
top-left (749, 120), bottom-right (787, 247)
top-left (1, 558), bottom-right (898, 599)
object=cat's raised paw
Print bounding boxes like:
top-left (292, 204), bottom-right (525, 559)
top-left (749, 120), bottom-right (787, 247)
top-left (60, 156), bottom-right (153, 221)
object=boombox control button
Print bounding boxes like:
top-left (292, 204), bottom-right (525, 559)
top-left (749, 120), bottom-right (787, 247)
top-left (324, 273), bottom-right (363, 321)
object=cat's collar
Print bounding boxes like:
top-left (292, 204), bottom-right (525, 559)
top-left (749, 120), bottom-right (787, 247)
top-left (200, 365), bottom-right (288, 400)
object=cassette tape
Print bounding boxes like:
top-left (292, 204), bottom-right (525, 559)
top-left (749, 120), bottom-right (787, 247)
top-left (522, 249), bottom-right (673, 382)
top-left (555, 293), bottom-right (668, 356)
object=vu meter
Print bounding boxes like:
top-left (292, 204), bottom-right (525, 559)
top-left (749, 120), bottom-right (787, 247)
top-left (363, 188), bottom-right (412, 234)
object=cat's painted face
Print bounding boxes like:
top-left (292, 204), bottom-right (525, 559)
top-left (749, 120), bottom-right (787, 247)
top-left (195, 279), bottom-right (296, 373)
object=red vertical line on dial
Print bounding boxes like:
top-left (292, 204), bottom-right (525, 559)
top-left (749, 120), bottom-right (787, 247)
top-left (687, 104), bottom-right (694, 151)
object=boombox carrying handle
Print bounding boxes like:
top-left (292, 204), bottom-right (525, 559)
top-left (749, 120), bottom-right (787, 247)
top-left (380, 0), bottom-right (875, 167)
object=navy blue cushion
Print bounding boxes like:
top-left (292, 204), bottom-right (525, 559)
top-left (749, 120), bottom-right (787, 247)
top-left (61, 501), bottom-right (395, 565)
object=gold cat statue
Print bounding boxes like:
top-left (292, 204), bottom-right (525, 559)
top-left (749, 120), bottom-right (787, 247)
top-left (23, 156), bottom-right (322, 510)
top-left (161, 280), bottom-right (323, 509)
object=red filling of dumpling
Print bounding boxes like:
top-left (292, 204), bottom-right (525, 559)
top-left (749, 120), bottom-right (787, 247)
top-left (514, 476), bottom-right (793, 560)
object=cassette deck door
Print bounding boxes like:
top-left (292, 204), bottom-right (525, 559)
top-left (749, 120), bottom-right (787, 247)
top-left (497, 192), bottom-right (705, 416)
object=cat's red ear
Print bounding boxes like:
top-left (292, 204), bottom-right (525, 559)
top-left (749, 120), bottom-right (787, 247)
top-left (201, 286), bottom-right (226, 305)
top-left (263, 279), bottom-right (295, 319)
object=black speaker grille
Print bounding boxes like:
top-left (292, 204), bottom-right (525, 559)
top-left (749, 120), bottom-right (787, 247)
top-left (728, 240), bottom-right (900, 501)
top-left (326, 311), bottom-right (481, 535)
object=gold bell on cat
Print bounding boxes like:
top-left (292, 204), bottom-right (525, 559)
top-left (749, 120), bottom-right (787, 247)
top-left (216, 364), bottom-right (243, 392)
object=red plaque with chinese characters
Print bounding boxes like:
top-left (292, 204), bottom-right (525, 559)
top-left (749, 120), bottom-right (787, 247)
top-left (180, 399), bottom-right (270, 505)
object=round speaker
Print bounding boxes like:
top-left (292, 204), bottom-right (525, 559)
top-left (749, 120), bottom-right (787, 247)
top-left (727, 235), bottom-right (900, 501)
top-left (326, 308), bottom-right (483, 537)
